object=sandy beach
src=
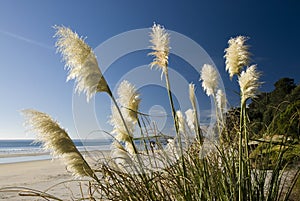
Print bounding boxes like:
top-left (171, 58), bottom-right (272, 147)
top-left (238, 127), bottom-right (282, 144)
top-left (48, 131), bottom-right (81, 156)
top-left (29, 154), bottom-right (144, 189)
top-left (0, 151), bottom-right (110, 201)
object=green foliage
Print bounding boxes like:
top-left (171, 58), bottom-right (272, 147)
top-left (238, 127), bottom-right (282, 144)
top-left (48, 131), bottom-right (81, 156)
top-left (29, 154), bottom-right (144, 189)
top-left (277, 100), bottom-right (300, 139)
top-left (290, 172), bottom-right (300, 200)
top-left (250, 137), bottom-right (300, 169)
top-left (248, 78), bottom-right (299, 137)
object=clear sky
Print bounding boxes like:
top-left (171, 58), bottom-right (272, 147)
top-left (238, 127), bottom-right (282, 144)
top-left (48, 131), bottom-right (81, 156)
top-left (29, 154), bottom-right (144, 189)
top-left (0, 0), bottom-right (299, 139)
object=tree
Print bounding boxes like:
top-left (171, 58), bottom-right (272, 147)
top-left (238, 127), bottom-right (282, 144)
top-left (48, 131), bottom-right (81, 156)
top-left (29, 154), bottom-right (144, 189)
top-left (271, 77), bottom-right (296, 106)
top-left (276, 100), bottom-right (300, 140)
top-left (247, 77), bottom-right (298, 136)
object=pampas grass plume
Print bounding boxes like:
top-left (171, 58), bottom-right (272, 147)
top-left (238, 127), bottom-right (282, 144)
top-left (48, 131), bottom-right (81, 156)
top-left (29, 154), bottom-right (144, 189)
top-left (111, 141), bottom-right (131, 166)
top-left (117, 80), bottom-right (140, 122)
top-left (149, 23), bottom-right (170, 75)
top-left (176, 110), bottom-right (186, 134)
top-left (188, 83), bottom-right (202, 141)
top-left (21, 109), bottom-right (98, 181)
top-left (185, 109), bottom-right (195, 132)
top-left (54, 25), bottom-right (109, 101)
top-left (109, 106), bottom-right (134, 143)
top-left (238, 64), bottom-right (261, 104)
top-left (109, 80), bottom-right (140, 155)
top-left (189, 83), bottom-right (196, 109)
top-left (224, 36), bottom-right (250, 79)
top-left (200, 64), bottom-right (219, 96)
top-left (216, 89), bottom-right (226, 113)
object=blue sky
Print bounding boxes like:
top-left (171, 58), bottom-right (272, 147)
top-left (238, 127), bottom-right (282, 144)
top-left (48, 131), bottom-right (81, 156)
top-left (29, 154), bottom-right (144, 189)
top-left (0, 0), bottom-right (299, 139)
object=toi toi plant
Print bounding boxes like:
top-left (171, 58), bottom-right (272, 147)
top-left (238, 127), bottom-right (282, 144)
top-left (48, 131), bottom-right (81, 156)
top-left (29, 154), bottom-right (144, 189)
top-left (2, 24), bottom-right (299, 201)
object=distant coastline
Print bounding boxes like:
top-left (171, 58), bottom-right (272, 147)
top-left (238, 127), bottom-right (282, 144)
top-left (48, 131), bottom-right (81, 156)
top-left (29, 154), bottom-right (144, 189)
top-left (0, 139), bottom-right (112, 164)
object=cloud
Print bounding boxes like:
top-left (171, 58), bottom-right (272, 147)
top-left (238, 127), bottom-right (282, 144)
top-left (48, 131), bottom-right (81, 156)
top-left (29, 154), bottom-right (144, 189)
top-left (199, 109), bottom-right (216, 123)
top-left (0, 30), bottom-right (53, 50)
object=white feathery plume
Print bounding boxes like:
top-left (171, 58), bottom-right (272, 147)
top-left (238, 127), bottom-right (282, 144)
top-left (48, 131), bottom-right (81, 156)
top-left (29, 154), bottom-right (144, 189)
top-left (185, 109), bottom-right (195, 132)
top-left (21, 109), bottom-right (98, 181)
top-left (149, 23), bottom-right (170, 76)
top-left (216, 89), bottom-right (227, 126)
top-left (110, 105), bottom-right (134, 144)
top-left (238, 65), bottom-right (261, 104)
top-left (188, 83), bottom-right (202, 142)
top-left (224, 36), bottom-right (250, 79)
top-left (189, 83), bottom-right (197, 110)
top-left (117, 80), bottom-right (140, 122)
top-left (109, 80), bottom-right (141, 155)
top-left (216, 89), bottom-right (227, 114)
top-left (111, 141), bottom-right (131, 167)
top-left (54, 26), bottom-right (109, 101)
top-left (164, 139), bottom-right (179, 159)
top-left (200, 64), bottom-right (219, 96)
top-left (124, 142), bottom-right (135, 156)
top-left (177, 110), bottom-right (195, 147)
top-left (110, 80), bottom-right (140, 155)
top-left (176, 110), bottom-right (186, 134)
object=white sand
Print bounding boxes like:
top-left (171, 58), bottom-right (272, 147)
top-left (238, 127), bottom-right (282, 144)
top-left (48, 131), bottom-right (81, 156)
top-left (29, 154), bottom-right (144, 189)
top-left (0, 151), bottom-right (110, 201)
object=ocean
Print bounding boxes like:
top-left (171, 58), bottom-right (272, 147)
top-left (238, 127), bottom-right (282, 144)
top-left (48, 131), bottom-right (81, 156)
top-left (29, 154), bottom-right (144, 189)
top-left (0, 139), bottom-right (113, 164)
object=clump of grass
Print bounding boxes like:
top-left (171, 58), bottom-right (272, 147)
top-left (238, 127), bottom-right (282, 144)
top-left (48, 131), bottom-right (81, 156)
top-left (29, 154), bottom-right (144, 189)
top-left (2, 24), bottom-right (299, 201)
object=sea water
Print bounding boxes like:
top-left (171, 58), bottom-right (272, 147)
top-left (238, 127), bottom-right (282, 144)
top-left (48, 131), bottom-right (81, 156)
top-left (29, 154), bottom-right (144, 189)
top-left (0, 139), bottom-right (113, 164)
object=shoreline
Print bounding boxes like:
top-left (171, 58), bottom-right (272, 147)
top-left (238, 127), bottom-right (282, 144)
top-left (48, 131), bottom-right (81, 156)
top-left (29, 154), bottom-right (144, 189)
top-left (0, 149), bottom-right (111, 165)
top-left (0, 152), bottom-right (49, 159)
